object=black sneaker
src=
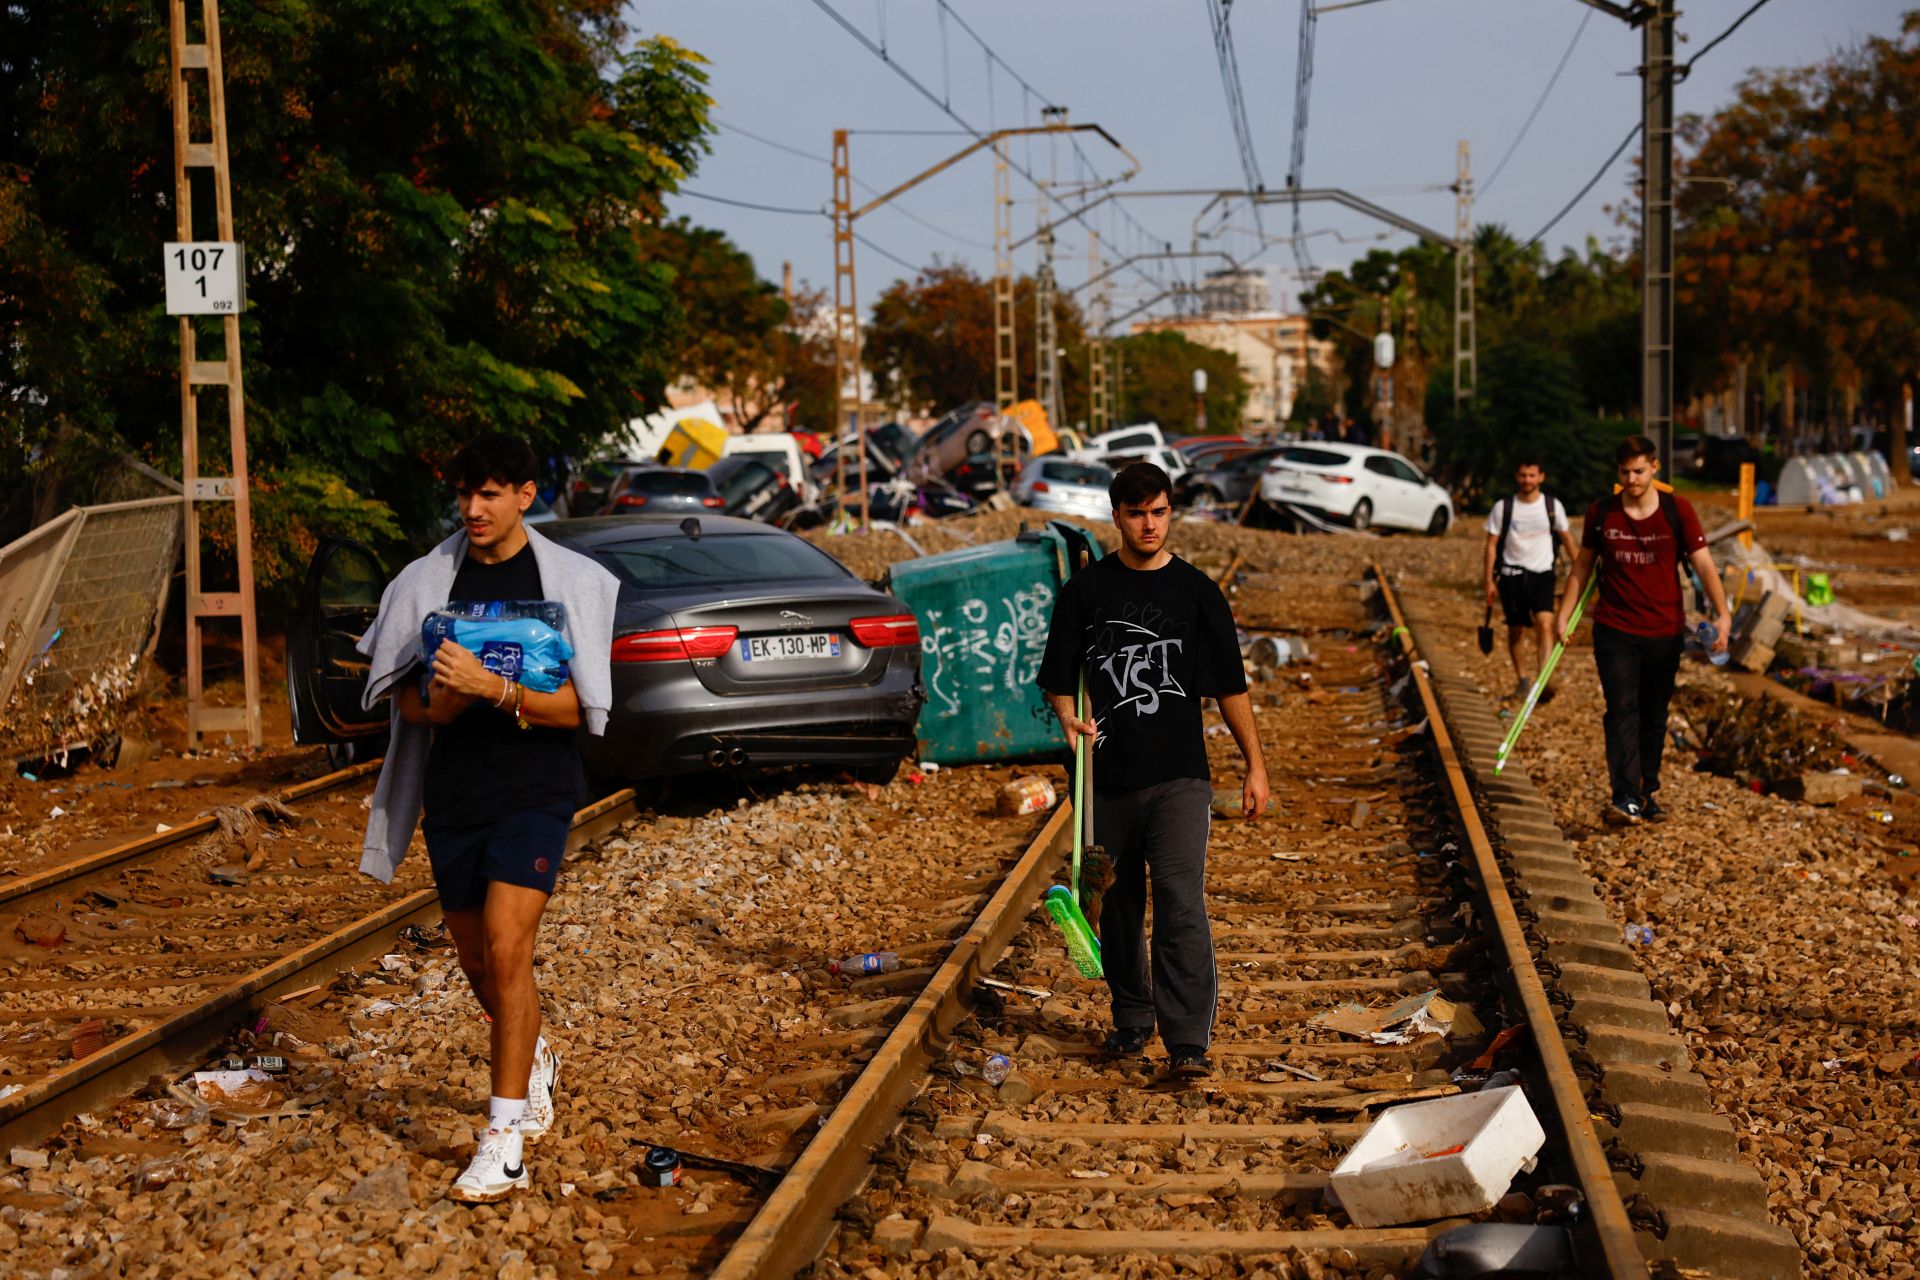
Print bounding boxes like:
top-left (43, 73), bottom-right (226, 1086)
top-left (1101, 1026), bottom-right (1153, 1057)
top-left (1602, 800), bottom-right (1644, 828)
top-left (1640, 796), bottom-right (1668, 824)
top-left (1167, 1045), bottom-right (1213, 1079)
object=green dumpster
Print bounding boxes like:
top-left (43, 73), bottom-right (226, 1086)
top-left (888, 520), bottom-right (1100, 765)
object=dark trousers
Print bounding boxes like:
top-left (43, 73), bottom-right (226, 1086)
top-left (1093, 777), bottom-right (1216, 1048)
top-left (1592, 624), bottom-right (1683, 807)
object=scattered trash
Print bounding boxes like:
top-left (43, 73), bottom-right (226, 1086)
top-left (1623, 923), bottom-right (1656, 946)
top-left (0, 1084), bottom-right (23, 1103)
top-left (154, 822), bottom-right (172, 834)
top-left (149, 1098), bottom-right (211, 1130)
top-left (1329, 1086), bottom-right (1546, 1227)
top-left (979, 977), bottom-right (1053, 1000)
top-left (191, 1068), bottom-right (280, 1107)
top-left (1258, 1061), bottom-right (1325, 1083)
top-left (69, 1018), bottom-right (107, 1060)
top-left (1068, 1169), bottom-right (1110, 1179)
top-left (131, 1157), bottom-right (191, 1191)
top-left (645, 1143), bottom-right (683, 1189)
top-left (918, 761), bottom-right (941, 774)
top-left (994, 776), bottom-right (1057, 817)
top-left (48, 806), bottom-right (65, 819)
top-left (1312, 991), bottom-right (1483, 1045)
top-left (829, 951), bottom-right (900, 976)
top-left (981, 1054), bottom-right (1012, 1086)
top-left (208, 865), bottom-right (251, 887)
top-left (357, 999), bottom-right (402, 1016)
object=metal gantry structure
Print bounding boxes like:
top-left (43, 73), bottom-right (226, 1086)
top-left (168, 0), bottom-right (261, 749)
top-left (992, 147), bottom-right (1017, 412)
top-left (1454, 141), bottom-right (1477, 416)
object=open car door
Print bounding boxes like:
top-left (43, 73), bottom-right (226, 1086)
top-left (287, 537), bottom-right (392, 754)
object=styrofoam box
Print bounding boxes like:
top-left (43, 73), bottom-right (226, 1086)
top-left (1329, 1085), bottom-right (1546, 1228)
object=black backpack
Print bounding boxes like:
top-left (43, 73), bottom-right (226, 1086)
top-left (1493, 492), bottom-right (1568, 575)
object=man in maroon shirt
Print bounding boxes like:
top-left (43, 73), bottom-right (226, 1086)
top-left (1554, 436), bottom-right (1731, 827)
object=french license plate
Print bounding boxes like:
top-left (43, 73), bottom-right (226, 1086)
top-left (740, 632), bottom-right (841, 662)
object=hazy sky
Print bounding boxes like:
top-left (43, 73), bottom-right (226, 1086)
top-left (637, 1), bottom-right (1909, 321)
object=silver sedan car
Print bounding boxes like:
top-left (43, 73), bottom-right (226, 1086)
top-left (1012, 457), bottom-right (1113, 521)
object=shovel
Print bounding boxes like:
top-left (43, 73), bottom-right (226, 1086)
top-left (1493, 572), bottom-right (1599, 774)
top-left (1044, 672), bottom-right (1109, 980)
top-left (1477, 606), bottom-right (1495, 655)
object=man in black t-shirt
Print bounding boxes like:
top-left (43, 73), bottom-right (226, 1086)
top-left (379, 435), bottom-right (609, 1203)
top-left (1037, 462), bottom-right (1269, 1080)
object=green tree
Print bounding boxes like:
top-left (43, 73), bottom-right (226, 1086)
top-left (862, 261), bottom-right (1087, 422)
top-left (1, 4), bottom-right (713, 564)
top-left (1113, 330), bottom-right (1246, 433)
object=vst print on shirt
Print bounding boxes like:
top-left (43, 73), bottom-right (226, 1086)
top-left (1093, 626), bottom-right (1189, 719)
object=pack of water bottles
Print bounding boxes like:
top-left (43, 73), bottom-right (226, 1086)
top-left (421, 599), bottom-right (572, 695)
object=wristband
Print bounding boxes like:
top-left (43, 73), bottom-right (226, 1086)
top-left (494, 676), bottom-right (513, 709)
top-left (513, 681), bottom-right (529, 730)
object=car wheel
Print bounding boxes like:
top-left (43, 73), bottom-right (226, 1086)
top-left (964, 429), bottom-right (992, 455)
top-left (850, 756), bottom-right (905, 786)
top-left (1426, 505), bottom-right (1450, 536)
top-left (1191, 487), bottom-right (1224, 514)
top-left (1350, 497), bottom-right (1373, 532)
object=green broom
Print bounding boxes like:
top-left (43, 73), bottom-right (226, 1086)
top-left (1493, 572), bottom-right (1599, 774)
top-left (1044, 672), bottom-right (1109, 979)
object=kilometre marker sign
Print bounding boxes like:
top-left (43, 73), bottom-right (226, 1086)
top-left (163, 241), bottom-right (245, 315)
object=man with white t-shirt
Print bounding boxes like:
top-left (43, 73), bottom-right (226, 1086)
top-left (1482, 459), bottom-right (1579, 700)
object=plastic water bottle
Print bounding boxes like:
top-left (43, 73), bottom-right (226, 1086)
top-left (1623, 923), bottom-right (1655, 946)
top-left (829, 951), bottom-right (900, 976)
top-left (1696, 621), bottom-right (1729, 666)
top-left (982, 1054), bottom-right (1012, 1086)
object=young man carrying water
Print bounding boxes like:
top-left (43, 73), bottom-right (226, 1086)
top-left (1037, 462), bottom-right (1268, 1080)
top-left (357, 434), bottom-right (618, 1201)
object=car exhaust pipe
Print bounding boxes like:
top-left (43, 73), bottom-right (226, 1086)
top-left (727, 747), bottom-right (748, 767)
top-left (706, 748), bottom-right (728, 769)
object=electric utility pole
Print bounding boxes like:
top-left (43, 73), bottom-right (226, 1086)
top-left (1453, 140), bottom-right (1476, 419)
top-left (1571, 0), bottom-right (1678, 473)
top-left (993, 146), bottom-right (1017, 412)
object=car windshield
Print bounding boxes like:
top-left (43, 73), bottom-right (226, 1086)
top-left (729, 449), bottom-right (791, 478)
top-left (593, 533), bottom-right (851, 590)
top-left (624, 471), bottom-right (710, 496)
top-left (1280, 447), bottom-right (1352, 468)
top-left (1040, 460), bottom-right (1112, 485)
top-left (707, 458), bottom-right (778, 505)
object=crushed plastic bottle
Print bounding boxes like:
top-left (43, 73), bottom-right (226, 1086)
top-left (1695, 621), bottom-right (1729, 666)
top-left (829, 951), bottom-right (900, 976)
top-left (982, 1054), bottom-right (1012, 1086)
top-left (1623, 923), bottom-right (1655, 946)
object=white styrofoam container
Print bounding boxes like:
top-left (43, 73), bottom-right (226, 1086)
top-left (1329, 1085), bottom-right (1546, 1228)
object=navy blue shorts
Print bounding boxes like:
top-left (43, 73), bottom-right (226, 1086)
top-left (422, 803), bottom-right (571, 912)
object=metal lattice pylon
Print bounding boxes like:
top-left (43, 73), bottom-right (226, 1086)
top-left (1086, 232), bottom-right (1110, 434)
top-left (830, 129), bottom-right (868, 527)
top-left (1033, 187), bottom-right (1059, 434)
top-left (170, 0), bottom-right (261, 747)
top-left (1453, 140), bottom-right (1477, 416)
top-left (993, 146), bottom-right (1017, 413)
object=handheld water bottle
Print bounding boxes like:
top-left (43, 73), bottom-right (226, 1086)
top-left (1696, 620), bottom-right (1729, 666)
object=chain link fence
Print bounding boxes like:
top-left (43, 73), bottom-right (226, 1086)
top-left (0, 496), bottom-right (185, 762)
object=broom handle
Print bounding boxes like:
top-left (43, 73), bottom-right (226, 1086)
top-left (1073, 670), bottom-right (1087, 902)
top-left (1494, 571), bottom-right (1599, 773)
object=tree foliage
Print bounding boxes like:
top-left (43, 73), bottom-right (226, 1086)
top-left (1, 3), bottom-right (714, 560)
top-left (862, 261), bottom-right (1088, 423)
top-left (1113, 330), bottom-right (1247, 434)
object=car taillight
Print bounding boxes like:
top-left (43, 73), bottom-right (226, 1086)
top-left (849, 614), bottom-right (920, 648)
top-left (610, 625), bottom-right (739, 662)
top-left (1031, 480), bottom-right (1050, 493)
top-left (1321, 473), bottom-right (1354, 484)
top-left (701, 495), bottom-right (725, 508)
top-left (615, 493), bottom-right (649, 508)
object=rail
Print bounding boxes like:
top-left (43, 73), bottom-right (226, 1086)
top-left (1370, 562), bottom-right (1644, 1278)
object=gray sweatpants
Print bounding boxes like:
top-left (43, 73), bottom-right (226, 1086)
top-left (1093, 777), bottom-right (1216, 1048)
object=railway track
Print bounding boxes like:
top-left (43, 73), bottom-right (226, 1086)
top-left (706, 568), bottom-right (1648, 1280)
top-left (0, 763), bottom-right (642, 1152)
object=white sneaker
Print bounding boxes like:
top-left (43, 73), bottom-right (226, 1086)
top-left (448, 1127), bottom-right (529, 1203)
top-left (520, 1042), bottom-right (561, 1142)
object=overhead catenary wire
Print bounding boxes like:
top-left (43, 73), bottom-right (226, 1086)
top-left (1520, 0), bottom-right (1778, 250)
top-left (1480, 5), bottom-right (1592, 198)
top-left (1204, 0), bottom-right (1267, 235)
top-left (678, 188), bottom-right (925, 275)
top-left (811, 0), bottom-right (1171, 295)
top-left (715, 117), bottom-right (994, 250)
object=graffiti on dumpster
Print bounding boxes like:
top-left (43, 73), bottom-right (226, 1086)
top-left (922, 582), bottom-right (1055, 719)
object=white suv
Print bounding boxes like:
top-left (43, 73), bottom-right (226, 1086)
top-left (1260, 443), bottom-right (1453, 535)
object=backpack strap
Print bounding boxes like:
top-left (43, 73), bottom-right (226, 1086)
top-left (1494, 496), bottom-right (1515, 576)
top-left (1658, 489), bottom-right (1684, 549)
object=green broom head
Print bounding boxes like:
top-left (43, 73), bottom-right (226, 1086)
top-left (1044, 885), bottom-right (1104, 979)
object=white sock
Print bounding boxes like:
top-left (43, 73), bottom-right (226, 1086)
top-left (489, 1096), bottom-right (527, 1131)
